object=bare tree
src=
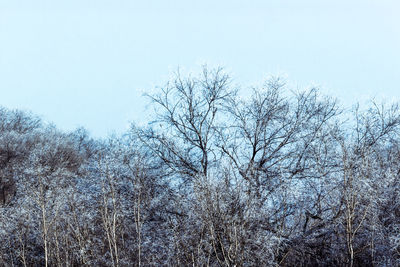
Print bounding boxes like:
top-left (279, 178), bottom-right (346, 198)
top-left (139, 66), bottom-right (233, 182)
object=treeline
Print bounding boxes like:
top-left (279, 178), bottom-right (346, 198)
top-left (1, 67), bottom-right (400, 266)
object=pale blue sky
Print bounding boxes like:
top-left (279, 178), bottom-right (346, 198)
top-left (1, 0), bottom-right (399, 137)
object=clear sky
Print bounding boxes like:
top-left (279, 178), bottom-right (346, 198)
top-left (1, 0), bottom-right (399, 137)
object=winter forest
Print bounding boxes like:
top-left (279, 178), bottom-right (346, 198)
top-left (1, 67), bottom-right (400, 266)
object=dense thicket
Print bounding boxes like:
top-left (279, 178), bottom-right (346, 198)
top-left (1, 68), bottom-right (400, 266)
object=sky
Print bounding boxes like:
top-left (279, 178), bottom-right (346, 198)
top-left (1, 0), bottom-right (399, 138)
